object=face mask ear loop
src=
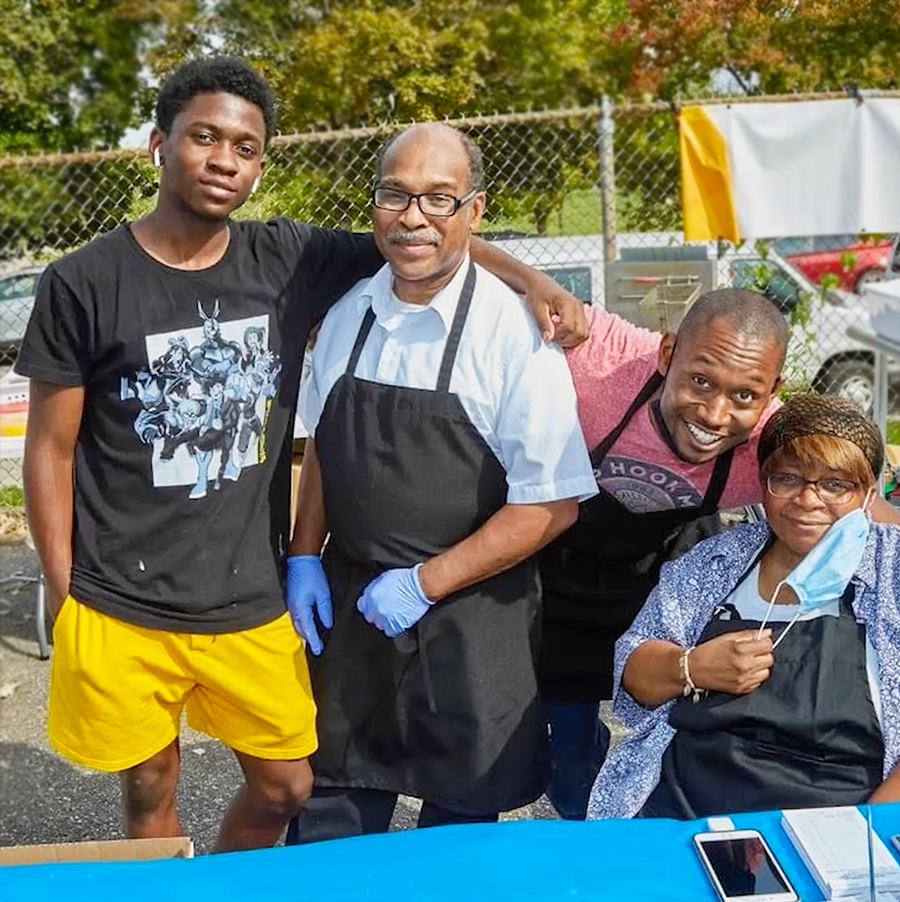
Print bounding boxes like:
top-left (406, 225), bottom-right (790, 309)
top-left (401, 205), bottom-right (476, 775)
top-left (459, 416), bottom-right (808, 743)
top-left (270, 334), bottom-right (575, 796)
top-left (863, 486), bottom-right (874, 516)
top-left (771, 610), bottom-right (802, 650)
top-left (757, 578), bottom-right (787, 639)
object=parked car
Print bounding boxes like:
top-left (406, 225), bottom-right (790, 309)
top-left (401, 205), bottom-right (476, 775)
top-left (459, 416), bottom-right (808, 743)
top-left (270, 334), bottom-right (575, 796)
top-left (729, 253), bottom-right (895, 414)
top-left (0, 266), bottom-right (44, 362)
top-left (773, 234), bottom-right (891, 294)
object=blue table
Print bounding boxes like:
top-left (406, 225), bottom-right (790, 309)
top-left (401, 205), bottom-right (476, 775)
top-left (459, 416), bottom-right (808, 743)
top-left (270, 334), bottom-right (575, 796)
top-left (4, 805), bottom-right (900, 901)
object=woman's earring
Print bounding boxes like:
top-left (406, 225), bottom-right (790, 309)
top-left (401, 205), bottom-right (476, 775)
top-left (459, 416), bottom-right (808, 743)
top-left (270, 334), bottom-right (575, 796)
top-left (153, 148), bottom-right (162, 167)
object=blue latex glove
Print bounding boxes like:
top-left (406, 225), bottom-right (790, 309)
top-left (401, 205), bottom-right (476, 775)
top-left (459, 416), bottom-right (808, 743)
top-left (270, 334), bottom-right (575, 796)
top-left (356, 564), bottom-right (432, 638)
top-left (285, 555), bottom-right (332, 655)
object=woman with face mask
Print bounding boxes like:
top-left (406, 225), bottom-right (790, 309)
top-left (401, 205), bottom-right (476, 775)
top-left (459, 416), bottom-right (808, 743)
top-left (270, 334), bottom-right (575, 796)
top-left (587, 394), bottom-right (900, 820)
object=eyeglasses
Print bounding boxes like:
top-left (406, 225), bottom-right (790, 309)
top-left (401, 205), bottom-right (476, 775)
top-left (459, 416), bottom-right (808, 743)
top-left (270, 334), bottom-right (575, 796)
top-left (766, 473), bottom-right (860, 504)
top-left (372, 186), bottom-right (477, 217)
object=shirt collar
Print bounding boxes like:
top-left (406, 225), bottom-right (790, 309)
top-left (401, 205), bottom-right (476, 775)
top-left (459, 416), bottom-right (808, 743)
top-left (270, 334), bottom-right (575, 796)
top-left (364, 253), bottom-right (472, 334)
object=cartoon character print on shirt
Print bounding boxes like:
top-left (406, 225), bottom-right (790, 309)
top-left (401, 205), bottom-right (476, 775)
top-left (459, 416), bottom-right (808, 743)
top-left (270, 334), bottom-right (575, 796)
top-left (120, 301), bottom-right (282, 500)
top-left (596, 455), bottom-right (703, 513)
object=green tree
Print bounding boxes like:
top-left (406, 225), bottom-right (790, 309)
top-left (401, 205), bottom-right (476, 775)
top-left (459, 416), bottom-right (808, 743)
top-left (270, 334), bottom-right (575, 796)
top-left (154, 1), bottom-right (614, 132)
top-left (146, 1), bottom-right (617, 235)
top-left (0, 0), bottom-right (168, 154)
top-left (600, 0), bottom-right (900, 100)
top-left (0, 1), bottom-right (171, 255)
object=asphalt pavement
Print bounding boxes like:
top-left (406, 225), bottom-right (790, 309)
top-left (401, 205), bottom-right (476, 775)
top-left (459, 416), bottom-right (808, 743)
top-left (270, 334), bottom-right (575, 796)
top-left (0, 542), bottom-right (560, 854)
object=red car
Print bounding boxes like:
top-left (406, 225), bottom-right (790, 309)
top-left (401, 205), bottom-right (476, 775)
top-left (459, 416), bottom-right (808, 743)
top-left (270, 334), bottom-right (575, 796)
top-left (774, 235), bottom-right (891, 293)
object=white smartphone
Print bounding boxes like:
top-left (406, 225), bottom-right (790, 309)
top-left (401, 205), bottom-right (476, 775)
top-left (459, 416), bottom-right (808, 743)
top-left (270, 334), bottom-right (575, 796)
top-left (693, 829), bottom-right (798, 902)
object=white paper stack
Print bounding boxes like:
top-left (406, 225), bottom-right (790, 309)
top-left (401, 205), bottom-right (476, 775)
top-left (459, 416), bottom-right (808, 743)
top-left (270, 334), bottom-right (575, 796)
top-left (782, 807), bottom-right (900, 900)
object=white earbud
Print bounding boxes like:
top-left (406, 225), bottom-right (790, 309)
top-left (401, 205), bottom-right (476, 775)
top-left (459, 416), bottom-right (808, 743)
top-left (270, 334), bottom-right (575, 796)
top-left (250, 176), bottom-right (260, 195)
top-left (153, 147), bottom-right (162, 167)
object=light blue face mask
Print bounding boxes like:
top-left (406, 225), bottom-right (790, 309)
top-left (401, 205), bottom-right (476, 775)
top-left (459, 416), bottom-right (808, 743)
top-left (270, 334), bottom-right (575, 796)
top-left (757, 489), bottom-right (872, 648)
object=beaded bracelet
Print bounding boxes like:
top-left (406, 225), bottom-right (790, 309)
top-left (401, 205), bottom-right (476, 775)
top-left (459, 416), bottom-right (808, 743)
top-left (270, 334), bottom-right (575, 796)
top-left (679, 646), bottom-right (704, 703)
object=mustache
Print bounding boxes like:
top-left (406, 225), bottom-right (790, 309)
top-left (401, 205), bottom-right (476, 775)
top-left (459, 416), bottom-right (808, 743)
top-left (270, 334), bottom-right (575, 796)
top-left (385, 228), bottom-right (441, 246)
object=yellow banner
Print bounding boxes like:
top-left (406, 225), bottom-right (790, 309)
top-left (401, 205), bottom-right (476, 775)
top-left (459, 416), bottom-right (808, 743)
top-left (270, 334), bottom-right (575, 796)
top-left (679, 106), bottom-right (740, 243)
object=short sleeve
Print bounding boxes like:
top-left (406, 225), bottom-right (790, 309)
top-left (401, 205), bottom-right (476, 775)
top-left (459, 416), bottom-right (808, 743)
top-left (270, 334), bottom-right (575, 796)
top-left (295, 225), bottom-right (383, 323)
top-left (495, 327), bottom-right (597, 504)
top-left (297, 349), bottom-right (324, 434)
top-left (14, 267), bottom-right (93, 385)
top-left (296, 286), bottom-right (369, 434)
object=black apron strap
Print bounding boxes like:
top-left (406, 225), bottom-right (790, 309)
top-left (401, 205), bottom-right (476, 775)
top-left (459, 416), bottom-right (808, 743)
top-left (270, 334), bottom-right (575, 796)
top-left (436, 260), bottom-right (477, 393)
top-left (700, 447), bottom-right (735, 512)
top-left (345, 308), bottom-right (376, 376)
top-left (838, 581), bottom-right (857, 615)
top-left (592, 371), bottom-right (664, 462)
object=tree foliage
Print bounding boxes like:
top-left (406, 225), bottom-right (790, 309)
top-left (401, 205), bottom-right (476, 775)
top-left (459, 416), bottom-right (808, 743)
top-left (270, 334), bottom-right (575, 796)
top-left (4, 0), bottom-right (900, 256)
top-left (0, 0), bottom-right (170, 153)
top-left (153, 0), bottom-right (613, 132)
top-left (5, 0), bottom-right (900, 152)
top-left (601, 0), bottom-right (900, 100)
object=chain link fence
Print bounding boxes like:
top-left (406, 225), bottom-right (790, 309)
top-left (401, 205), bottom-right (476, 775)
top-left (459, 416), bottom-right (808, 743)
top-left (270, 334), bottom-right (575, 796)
top-left (2, 96), bottom-right (898, 498)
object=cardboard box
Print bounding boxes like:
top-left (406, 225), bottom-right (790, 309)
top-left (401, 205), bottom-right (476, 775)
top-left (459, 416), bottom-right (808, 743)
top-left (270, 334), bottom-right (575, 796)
top-left (0, 836), bottom-right (193, 867)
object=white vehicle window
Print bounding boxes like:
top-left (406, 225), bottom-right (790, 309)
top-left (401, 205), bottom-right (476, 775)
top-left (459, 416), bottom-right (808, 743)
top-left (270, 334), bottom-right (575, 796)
top-left (541, 266), bottom-right (592, 304)
top-left (0, 274), bottom-right (38, 302)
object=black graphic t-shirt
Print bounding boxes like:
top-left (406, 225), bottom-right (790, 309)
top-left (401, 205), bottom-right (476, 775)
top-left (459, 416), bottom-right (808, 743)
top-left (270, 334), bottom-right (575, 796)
top-left (16, 218), bottom-right (382, 632)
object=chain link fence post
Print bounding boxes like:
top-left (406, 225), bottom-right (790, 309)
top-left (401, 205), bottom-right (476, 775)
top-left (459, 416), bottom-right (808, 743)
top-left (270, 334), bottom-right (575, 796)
top-left (599, 95), bottom-right (617, 264)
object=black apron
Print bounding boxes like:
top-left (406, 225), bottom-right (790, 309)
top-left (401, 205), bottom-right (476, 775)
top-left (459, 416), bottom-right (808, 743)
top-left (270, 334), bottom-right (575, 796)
top-left (311, 262), bottom-right (548, 816)
top-left (538, 372), bottom-right (733, 700)
top-left (643, 564), bottom-right (884, 819)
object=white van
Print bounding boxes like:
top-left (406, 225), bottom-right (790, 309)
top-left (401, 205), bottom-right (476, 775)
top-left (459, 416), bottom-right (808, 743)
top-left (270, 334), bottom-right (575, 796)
top-left (483, 231), bottom-right (690, 308)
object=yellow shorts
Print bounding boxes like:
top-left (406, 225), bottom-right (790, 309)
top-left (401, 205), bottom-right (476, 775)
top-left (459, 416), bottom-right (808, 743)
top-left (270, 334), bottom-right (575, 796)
top-left (48, 595), bottom-right (317, 772)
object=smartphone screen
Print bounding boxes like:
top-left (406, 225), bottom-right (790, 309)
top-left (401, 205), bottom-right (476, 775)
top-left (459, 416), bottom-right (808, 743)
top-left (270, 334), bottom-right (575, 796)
top-left (698, 835), bottom-right (791, 898)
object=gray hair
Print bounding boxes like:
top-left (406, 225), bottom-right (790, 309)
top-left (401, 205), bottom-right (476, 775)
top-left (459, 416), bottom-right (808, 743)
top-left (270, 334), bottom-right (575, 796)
top-left (375, 124), bottom-right (485, 193)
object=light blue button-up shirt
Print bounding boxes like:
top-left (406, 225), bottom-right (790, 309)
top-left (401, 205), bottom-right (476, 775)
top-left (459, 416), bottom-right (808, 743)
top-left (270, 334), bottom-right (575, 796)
top-left (299, 256), bottom-right (597, 505)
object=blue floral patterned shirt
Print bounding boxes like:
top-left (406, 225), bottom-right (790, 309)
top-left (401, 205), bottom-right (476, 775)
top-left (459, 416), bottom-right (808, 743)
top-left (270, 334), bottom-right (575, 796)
top-left (587, 521), bottom-right (900, 820)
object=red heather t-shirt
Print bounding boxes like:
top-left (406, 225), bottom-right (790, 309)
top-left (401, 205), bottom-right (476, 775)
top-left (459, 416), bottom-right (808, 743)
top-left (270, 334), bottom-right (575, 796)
top-left (564, 306), bottom-right (781, 514)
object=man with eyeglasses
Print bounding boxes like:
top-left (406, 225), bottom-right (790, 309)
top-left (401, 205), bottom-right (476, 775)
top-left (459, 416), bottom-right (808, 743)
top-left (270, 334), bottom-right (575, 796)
top-left (284, 122), bottom-right (597, 842)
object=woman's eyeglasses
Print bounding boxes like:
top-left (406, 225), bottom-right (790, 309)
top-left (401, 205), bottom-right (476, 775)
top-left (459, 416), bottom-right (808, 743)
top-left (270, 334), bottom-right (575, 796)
top-left (766, 473), bottom-right (859, 504)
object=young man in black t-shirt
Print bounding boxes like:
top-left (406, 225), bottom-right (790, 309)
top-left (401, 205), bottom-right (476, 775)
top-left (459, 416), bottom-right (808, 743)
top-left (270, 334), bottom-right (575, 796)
top-left (17, 57), bottom-right (586, 849)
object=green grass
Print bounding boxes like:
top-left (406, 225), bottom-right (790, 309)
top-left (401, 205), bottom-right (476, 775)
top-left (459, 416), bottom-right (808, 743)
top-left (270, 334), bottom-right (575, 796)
top-left (483, 189), bottom-right (602, 236)
top-left (0, 486), bottom-right (24, 507)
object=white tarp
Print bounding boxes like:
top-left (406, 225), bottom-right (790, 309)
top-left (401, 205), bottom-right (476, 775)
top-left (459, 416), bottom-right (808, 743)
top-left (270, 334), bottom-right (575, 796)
top-left (680, 98), bottom-right (900, 241)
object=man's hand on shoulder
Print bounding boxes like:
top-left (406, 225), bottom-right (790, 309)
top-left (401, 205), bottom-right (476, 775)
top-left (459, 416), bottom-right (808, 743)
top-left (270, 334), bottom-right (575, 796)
top-left (523, 269), bottom-right (589, 348)
top-left (468, 235), bottom-right (588, 347)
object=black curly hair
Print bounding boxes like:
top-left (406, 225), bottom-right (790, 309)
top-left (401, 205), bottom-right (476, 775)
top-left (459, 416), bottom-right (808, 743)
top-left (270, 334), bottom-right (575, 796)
top-left (155, 56), bottom-right (276, 145)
